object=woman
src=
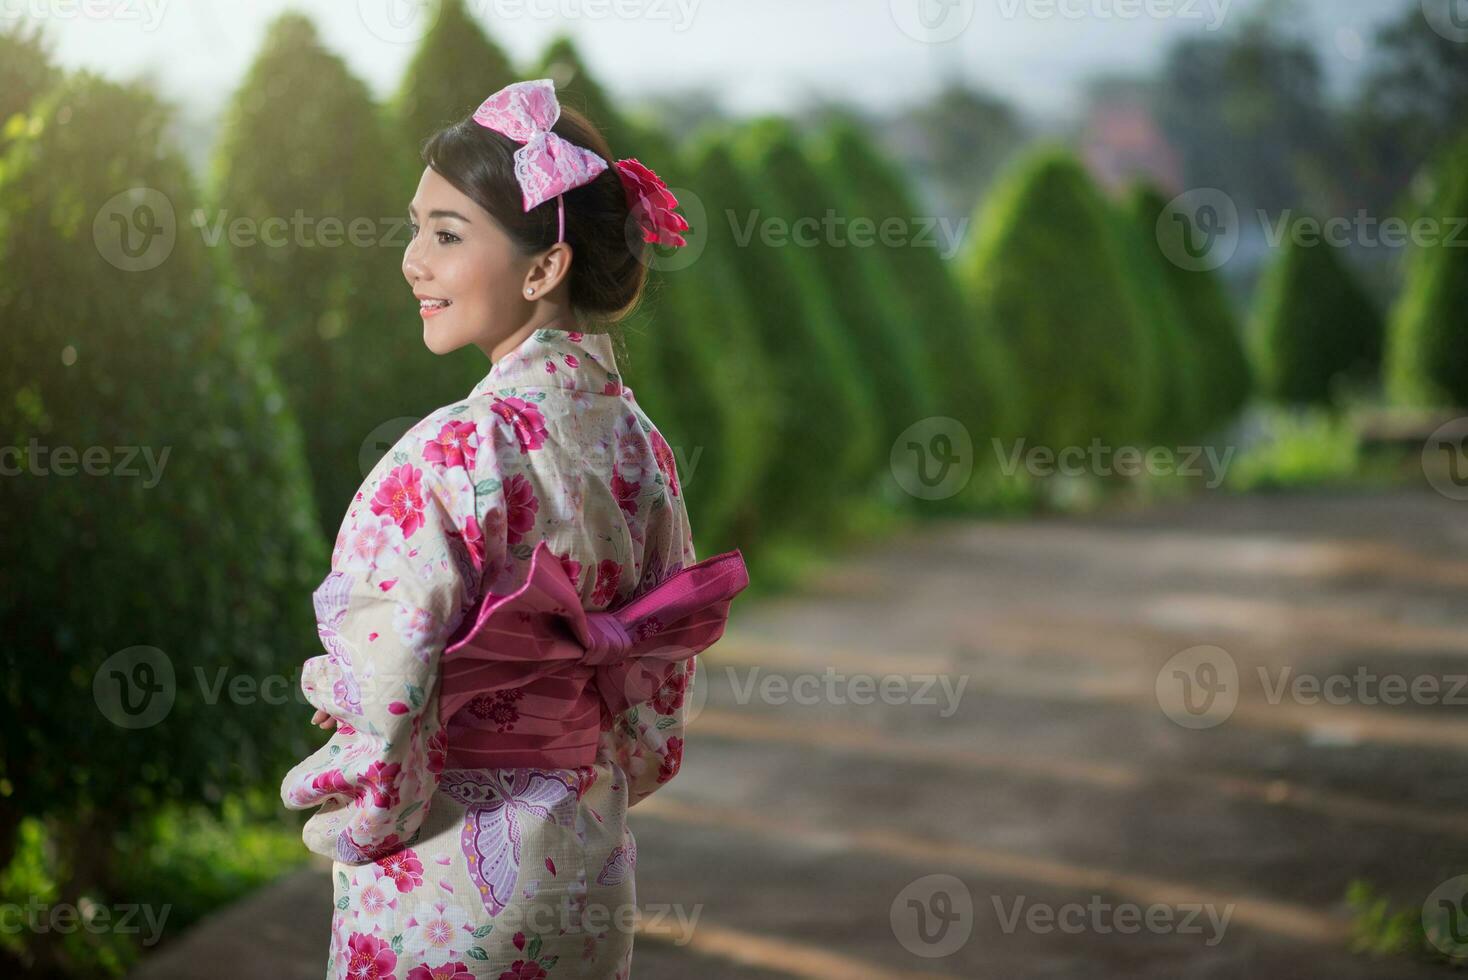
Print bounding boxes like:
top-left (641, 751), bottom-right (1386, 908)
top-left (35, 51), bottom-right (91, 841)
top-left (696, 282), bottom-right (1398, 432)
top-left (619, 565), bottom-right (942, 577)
top-left (280, 79), bottom-right (747, 980)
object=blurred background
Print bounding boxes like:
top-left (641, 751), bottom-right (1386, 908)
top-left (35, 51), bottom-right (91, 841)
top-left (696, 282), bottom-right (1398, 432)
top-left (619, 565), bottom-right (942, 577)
top-left (2, 0), bottom-right (1467, 976)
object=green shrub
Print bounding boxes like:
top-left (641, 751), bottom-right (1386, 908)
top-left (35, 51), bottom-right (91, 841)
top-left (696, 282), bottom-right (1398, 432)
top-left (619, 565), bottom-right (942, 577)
top-left (1386, 135), bottom-right (1468, 410)
top-left (0, 69), bottom-right (324, 969)
top-left (752, 119), bottom-right (938, 448)
top-left (1223, 407), bottom-right (1361, 491)
top-left (688, 129), bottom-right (882, 537)
top-left (210, 12), bottom-right (468, 537)
top-left (0, 21), bottom-right (61, 152)
top-left (1250, 232), bottom-right (1384, 408)
top-left (960, 147), bottom-right (1158, 453)
top-left (807, 115), bottom-right (1012, 477)
top-left (618, 122), bottom-right (778, 554)
top-left (1109, 195), bottom-right (1205, 444)
top-left (1127, 183), bottom-right (1251, 438)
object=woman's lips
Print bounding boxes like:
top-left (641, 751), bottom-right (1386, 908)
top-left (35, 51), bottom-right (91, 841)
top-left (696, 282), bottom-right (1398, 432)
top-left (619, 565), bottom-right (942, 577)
top-left (420, 300), bottom-right (452, 319)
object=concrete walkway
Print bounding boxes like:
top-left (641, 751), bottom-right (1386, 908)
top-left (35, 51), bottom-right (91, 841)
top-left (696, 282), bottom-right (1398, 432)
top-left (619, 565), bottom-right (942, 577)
top-left (131, 488), bottom-right (1468, 978)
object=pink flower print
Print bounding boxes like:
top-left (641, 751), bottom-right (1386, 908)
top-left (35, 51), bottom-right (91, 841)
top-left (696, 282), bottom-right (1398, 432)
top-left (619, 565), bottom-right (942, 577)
top-left (603, 380), bottom-right (621, 395)
top-left (356, 876), bottom-right (399, 933)
top-left (612, 414), bottom-right (653, 482)
top-left (359, 759), bottom-right (402, 810)
top-left (610, 470), bottom-right (640, 521)
top-left (651, 659), bottom-right (688, 715)
top-left (554, 550), bottom-right (583, 592)
top-left (378, 847), bottom-right (425, 893)
top-left (545, 856), bottom-right (557, 875)
top-left (503, 472), bottom-right (539, 545)
top-left (393, 603), bottom-right (436, 659)
top-left (407, 964), bottom-right (474, 980)
top-left (649, 428), bottom-right (680, 497)
top-left (460, 515), bottom-right (485, 570)
top-left (346, 931), bottom-right (397, 980)
top-left (564, 353), bottom-right (579, 368)
top-left (490, 396), bottom-right (549, 453)
top-left (658, 735), bottom-right (684, 784)
top-left (371, 464), bottom-right (427, 539)
top-left (423, 420), bottom-right (478, 472)
top-left (544, 359), bottom-right (557, 375)
top-left (427, 728), bottom-right (447, 776)
top-left (312, 769), bottom-right (352, 797)
top-left (498, 960), bottom-right (546, 980)
top-left (568, 331), bottom-right (584, 341)
top-left (405, 900), bottom-right (461, 963)
top-left (342, 514), bottom-right (407, 574)
top-left (572, 765), bottom-right (598, 800)
top-left (591, 559), bottom-right (622, 607)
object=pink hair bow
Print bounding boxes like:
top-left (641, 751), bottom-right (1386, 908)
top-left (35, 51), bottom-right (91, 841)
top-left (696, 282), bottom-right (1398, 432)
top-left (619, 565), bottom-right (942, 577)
top-left (437, 540), bottom-right (749, 768)
top-left (472, 78), bottom-right (690, 249)
top-left (473, 78), bottom-right (609, 241)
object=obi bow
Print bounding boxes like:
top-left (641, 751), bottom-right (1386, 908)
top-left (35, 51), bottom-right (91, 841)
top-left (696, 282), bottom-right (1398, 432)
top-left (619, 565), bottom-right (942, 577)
top-left (437, 540), bottom-right (749, 769)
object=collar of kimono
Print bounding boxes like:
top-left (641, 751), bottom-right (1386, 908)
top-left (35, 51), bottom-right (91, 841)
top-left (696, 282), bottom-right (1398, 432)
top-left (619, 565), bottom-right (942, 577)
top-left (469, 326), bottom-right (624, 400)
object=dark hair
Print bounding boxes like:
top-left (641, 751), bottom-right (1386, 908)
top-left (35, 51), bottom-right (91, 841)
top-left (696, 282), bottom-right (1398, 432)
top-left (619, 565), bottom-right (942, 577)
top-left (420, 104), bottom-right (650, 330)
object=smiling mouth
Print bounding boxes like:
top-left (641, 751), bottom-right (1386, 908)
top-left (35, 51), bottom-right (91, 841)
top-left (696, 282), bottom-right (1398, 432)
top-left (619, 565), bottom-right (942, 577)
top-left (419, 298), bottom-right (452, 319)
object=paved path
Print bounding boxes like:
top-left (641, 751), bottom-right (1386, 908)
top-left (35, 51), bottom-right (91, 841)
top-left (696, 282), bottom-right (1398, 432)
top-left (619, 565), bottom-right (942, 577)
top-left (131, 488), bottom-right (1468, 978)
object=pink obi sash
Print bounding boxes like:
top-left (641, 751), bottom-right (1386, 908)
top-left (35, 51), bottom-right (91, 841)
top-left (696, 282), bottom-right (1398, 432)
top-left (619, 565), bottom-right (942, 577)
top-left (438, 539), bottom-right (750, 770)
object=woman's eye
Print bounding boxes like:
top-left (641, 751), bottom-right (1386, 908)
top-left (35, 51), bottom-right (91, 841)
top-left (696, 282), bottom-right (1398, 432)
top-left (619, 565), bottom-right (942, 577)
top-left (407, 225), bottom-right (458, 245)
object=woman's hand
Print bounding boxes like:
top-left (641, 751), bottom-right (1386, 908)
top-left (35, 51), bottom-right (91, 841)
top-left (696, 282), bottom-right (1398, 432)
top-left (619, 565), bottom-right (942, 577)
top-left (310, 708), bottom-right (338, 731)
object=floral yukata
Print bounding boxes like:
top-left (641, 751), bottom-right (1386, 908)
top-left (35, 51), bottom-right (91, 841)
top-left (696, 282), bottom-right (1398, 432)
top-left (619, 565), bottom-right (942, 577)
top-left (281, 327), bottom-right (697, 980)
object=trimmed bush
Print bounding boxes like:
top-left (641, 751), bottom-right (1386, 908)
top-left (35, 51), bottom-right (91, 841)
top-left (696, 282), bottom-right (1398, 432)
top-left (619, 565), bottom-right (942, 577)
top-left (1386, 136), bottom-right (1468, 409)
top-left (211, 13), bottom-right (466, 537)
top-left (746, 119), bottom-right (937, 450)
top-left (617, 122), bottom-right (778, 554)
top-left (0, 70), bottom-right (324, 943)
top-left (0, 21), bottom-right (61, 151)
top-left (689, 129), bottom-right (882, 536)
top-left (1128, 184), bottom-right (1251, 435)
top-left (807, 114), bottom-right (1009, 459)
top-left (1110, 192), bottom-right (1206, 444)
top-left (1250, 232), bottom-right (1383, 408)
top-left (961, 147), bottom-right (1157, 454)
top-left (392, 0), bottom-right (517, 167)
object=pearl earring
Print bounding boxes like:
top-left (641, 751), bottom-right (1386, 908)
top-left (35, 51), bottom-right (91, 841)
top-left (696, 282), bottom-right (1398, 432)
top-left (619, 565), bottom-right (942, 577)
top-left (526, 288), bottom-right (534, 296)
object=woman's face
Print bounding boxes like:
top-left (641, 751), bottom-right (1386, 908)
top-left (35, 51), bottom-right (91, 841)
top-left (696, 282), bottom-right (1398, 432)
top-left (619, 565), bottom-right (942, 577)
top-left (402, 166), bottom-right (531, 358)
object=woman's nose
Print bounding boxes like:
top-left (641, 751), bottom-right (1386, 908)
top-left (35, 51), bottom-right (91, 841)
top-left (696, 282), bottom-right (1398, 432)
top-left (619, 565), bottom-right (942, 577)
top-left (402, 236), bottom-right (427, 283)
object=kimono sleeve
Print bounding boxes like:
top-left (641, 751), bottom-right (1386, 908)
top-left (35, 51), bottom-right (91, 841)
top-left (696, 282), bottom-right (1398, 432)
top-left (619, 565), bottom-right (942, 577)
top-left (603, 525), bottom-right (700, 808)
top-left (279, 409), bottom-right (505, 864)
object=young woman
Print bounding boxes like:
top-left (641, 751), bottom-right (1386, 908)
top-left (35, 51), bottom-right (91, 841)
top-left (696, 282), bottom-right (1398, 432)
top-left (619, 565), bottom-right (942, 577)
top-left (280, 78), bottom-right (748, 980)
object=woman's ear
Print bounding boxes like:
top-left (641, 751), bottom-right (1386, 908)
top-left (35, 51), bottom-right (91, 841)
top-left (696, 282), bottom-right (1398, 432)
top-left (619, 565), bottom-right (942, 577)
top-left (525, 242), bottom-right (573, 296)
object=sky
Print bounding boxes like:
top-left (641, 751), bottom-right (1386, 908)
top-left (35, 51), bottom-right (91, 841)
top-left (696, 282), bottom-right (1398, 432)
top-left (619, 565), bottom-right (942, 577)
top-left (18, 0), bottom-right (1404, 123)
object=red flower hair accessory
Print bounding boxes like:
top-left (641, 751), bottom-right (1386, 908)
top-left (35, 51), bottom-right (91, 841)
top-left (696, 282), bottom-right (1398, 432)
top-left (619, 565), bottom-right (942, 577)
top-left (614, 158), bottom-right (689, 248)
